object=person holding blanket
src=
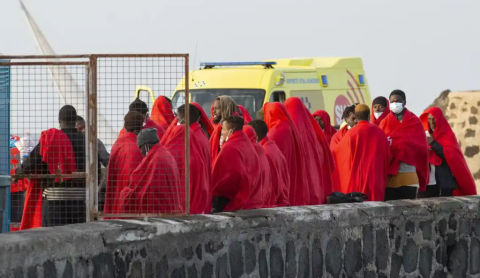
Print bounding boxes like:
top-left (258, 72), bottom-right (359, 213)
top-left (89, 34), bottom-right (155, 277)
top-left (419, 107), bottom-right (477, 197)
top-left (380, 90), bottom-right (429, 200)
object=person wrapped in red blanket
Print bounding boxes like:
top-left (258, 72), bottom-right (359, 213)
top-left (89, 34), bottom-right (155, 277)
top-left (18, 105), bottom-right (84, 229)
top-left (160, 104), bottom-right (211, 214)
top-left (209, 96), bottom-right (241, 163)
top-left (211, 115), bottom-right (260, 213)
top-left (332, 104), bottom-right (390, 201)
top-left (238, 105), bottom-right (253, 123)
top-left (330, 104), bottom-right (358, 150)
top-left (151, 96), bottom-right (175, 131)
top-left (192, 102), bottom-right (214, 137)
top-left (243, 125), bottom-right (271, 208)
top-left (370, 97), bottom-right (390, 126)
top-left (263, 102), bottom-right (310, 206)
top-left (119, 98), bottom-right (165, 140)
top-left (248, 120), bottom-right (290, 207)
top-left (119, 128), bottom-right (183, 215)
top-left (380, 90), bottom-right (429, 200)
top-left (312, 110), bottom-right (337, 144)
top-left (285, 97), bottom-right (330, 205)
top-left (419, 107), bottom-right (477, 197)
top-left (104, 111), bottom-right (144, 217)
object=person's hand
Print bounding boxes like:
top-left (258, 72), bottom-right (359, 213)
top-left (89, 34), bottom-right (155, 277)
top-left (427, 135), bottom-right (434, 145)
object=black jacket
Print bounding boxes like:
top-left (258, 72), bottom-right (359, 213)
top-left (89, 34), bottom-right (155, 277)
top-left (430, 140), bottom-right (458, 190)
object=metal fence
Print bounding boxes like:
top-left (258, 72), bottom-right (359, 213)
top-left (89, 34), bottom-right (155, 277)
top-left (0, 54), bottom-right (189, 229)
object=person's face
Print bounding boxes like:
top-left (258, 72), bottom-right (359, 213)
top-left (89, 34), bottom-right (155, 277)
top-left (314, 116), bottom-right (324, 130)
top-left (389, 95), bottom-right (406, 106)
top-left (428, 114), bottom-right (436, 131)
top-left (176, 112), bottom-right (185, 124)
top-left (213, 100), bottom-right (222, 120)
top-left (221, 121), bottom-right (233, 143)
top-left (75, 122), bottom-right (85, 133)
top-left (345, 112), bottom-right (358, 127)
top-left (373, 104), bottom-right (385, 113)
top-left (140, 144), bottom-right (150, 157)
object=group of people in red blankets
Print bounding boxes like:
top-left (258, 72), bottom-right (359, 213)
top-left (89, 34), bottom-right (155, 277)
top-left (19, 89), bottom-right (478, 229)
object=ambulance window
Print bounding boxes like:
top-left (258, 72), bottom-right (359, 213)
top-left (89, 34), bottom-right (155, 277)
top-left (270, 91), bottom-right (286, 102)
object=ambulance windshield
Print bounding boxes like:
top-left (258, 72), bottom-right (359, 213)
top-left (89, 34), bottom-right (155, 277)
top-left (172, 89), bottom-right (265, 119)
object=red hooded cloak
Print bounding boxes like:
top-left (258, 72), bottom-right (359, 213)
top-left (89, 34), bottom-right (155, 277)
top-left (151, 96), bottom-right (175, 131)
top-left (312, 110), bottom-right (337, 144)
top-left (370, 97), bottom-right (391, 125)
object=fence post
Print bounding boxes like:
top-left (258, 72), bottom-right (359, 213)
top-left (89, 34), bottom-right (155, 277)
top-left (184, 55), bottom-right (190, 214)
top-left (86, 55), bottom-right (98, 221)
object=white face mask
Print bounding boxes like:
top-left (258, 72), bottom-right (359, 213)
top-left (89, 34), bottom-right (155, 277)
top-left (347, 125), bottom-right (352, 130)
top-left (390, 102), bottom-right (404, 114)
top-left (374, 112), bottom-right (383, 119)
top-left (220, 129), bottom-right (233, 146)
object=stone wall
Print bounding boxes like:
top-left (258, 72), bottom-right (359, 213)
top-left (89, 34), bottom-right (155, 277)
top-left (1, 197), bottom-right (480, 278)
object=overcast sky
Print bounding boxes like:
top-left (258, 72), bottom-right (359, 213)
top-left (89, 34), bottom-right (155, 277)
top-left (1, 0), bottom-right (479, 114)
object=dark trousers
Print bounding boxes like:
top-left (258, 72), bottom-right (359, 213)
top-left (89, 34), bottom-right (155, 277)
top-left (384, 186), bottom-right (418, 201)
top-left (418, 184), bottom-right (454, 199)
top-left (10, 192), bottom-right (25, 224)
top-left (42, 198), bottom-right (86, 227)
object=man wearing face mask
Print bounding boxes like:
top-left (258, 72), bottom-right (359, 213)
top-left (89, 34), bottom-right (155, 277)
top-left (211, 115), bottom-right (260, 213)
top-left (331, 104), bottom-right (358, 150)
top-left (418, 107), bottom-right (477, 198)
top-left (379, 90), bottom-right (429, 201)
top-left (118, 128), bottom-right (183, 215)
top-left (370, 97), bottom-right (390, 125)
top-left (118, 98), bottom-right (165, 140)
top-left (104, 111), bottom-right (145, 216)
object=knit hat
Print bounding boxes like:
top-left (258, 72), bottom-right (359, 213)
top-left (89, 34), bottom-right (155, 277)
top-left (372, 97), bottom-right (387, 107)
top-left (137, 128), bottom-right (159, 148)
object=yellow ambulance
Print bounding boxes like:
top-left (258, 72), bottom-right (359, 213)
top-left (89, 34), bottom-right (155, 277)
top-left (170, 57), bottom-right (371, 127)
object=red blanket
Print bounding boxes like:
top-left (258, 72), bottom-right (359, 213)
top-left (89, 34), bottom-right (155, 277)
top-left (119, 144), bottom-right (183, 214)
top-left (238, 105), bottom-right (253, 123)
top-left (151, 96), bottom-right (175, 131)
top-left (260, 136), bottom-right (290, 207)
top-left (379, 108), bottom-right (429, 191)
top-left (119, 118), bottom-right (165, 140)
top-left (212, 131), bottom-right (260, 211)
top-left (330, 125), bottom-right (348, 150)
top-left (370, 97), bottom-right (390, 125)
top-left (20, 129), bottom-right (76, 230)
top-left (420, 107), bottom-right (477, 196)
top-left (243, 126), bottom-right (271, 208)
top-left (104, 131), bottom-right (143, 216)
top-left (285, 97), bottom-right (328, 205)
top-left (264, 102), bottom-right (310, 206)
top-left (192, 102), bottom-right (214, 136)
top-left (333, 121), bottom-right (390, 201)
top-left (161, 124), bottom-right (211, 214)
top-left (312, 110), bottom-right (337, 144)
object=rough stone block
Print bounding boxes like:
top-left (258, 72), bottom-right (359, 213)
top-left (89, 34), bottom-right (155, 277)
top-left (27, 266), bottom-right (37, 278)
top-left (156, 255), bottom-right (169, 278)
top-left (419, 247), bottom-right (433, 278)
top-left (376, 229), bottom-right (389, 271)
top-left (459, 219), bottom-right (472, 236)
top-left (130, 261), bottom-right (143, 278)
top-left (201, 262), bottom-right (213, 278)
top-left (326, 237), bottom-right (342, 278)
top-left (390, 254), bottom-right (402, 278)
top-left (92, 253), bottom-right (115, 278)
top-left (448, 214), bottom-right (458, 232)
top-left (259, 249), bottom-right (268, 278)
top-left (228, 241), bottom-right (244, 278)
top-left (344, 239), bottom-right (361, 276)
top-left (470, 237), bottom-right (480, 274)
top-left (216, 254), bottom-right (229, 278)
top-left (402, 239), bottom-right (418, 273)
top-left (269, 246), bottom-right (284, 278)
top-left (297, 246), bottom-right (310, 278)
top-left (196, 244), bottom-right (202, 260)
top-left (286, 240), bottom-right (296, 278)
top-left (363, 225), bottom-right (374, 266)
top-left (311, 238), bottom-right (323, 278)
top-left (244, 240), bottom-right (256, 274)
top-left (419, 220), bottom-right (433, 240)
top-left (43, 261), bottom-right (57, 278)
top-left (182, 247), bottom-right (194, 260)
top-left (448, 239), bottom-right (468, 278)
top-left (438, 218), bottom-right (448, 237)
top-left (406, 221), bottom-right (416, 234)
top-left (187, 265), bottom-right (197, 278)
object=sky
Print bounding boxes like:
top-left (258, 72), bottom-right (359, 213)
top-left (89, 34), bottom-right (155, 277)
top-left (1, 0), bottom-right (480, 115)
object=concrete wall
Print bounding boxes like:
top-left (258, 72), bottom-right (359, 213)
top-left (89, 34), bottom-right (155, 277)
top-left (1, 197), bottom-right (480, 278)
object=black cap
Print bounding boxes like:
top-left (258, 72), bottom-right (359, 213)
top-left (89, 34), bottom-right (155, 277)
top-left (389, 90), bottom-right (406, 101)
top-left (129, 98), bottom-right (149, 115)
top-left (372, 97), bottom-right (388, 107)
top-left (137, 128), bottom-right (159, 148)
top-left (59, 105), bottom-right (77, 124)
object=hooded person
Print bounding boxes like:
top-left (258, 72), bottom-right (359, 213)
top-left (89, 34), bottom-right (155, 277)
top-left (248, 120), bottom-right (290, 207)
top-left (192, 102), bottom-right (214, 137)
top-left (104, 111), bottom-right (144, 217)
top-left (284, 97), bottom-right (330, 205)
top-left (312, 110), bottom-right (337, 144)
top-left (331, 104), bottom-right (358, 150)
top-left (119, 128), bottom-right (183, 214)
top-left (211, 115), bottom-right (260, 213)
top-left (18, 105), bottom-right (84, 229)
top-left (151, 96), bottom-right (176, 131)
top-left (243, 125), bottom-right (271, 208)
top-left (370, 97), bottom-right (390, 125)
top-left (380, 90), bottom-right (429, 200)
top-left (209, 96), bottom-right (240, 163)
top-left (263, 102), bottom-right (310, 206)
top-left (419, 107), bottom-right (477, 197)
top-left (160, 104), bottom-right (211, 214)
top-left (332, 104), bottom-right (390, 201)
top-left (119, 98), bottom-right (165, 140)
